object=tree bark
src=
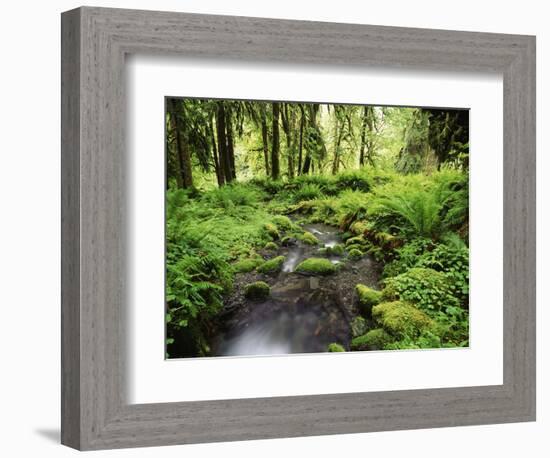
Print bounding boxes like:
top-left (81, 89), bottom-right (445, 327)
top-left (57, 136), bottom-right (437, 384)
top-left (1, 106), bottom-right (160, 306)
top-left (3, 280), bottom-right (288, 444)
top-left (271, 102), bottom-right (280, 180)
top-left (210, 118), bottom-right (224, 187)
top-left (216, 102), bottom-right (232, 183)
top-left (297, 105), bottom-right (304, 175)
top-left (225, 108), bottom-right (237, 180)
top-left (260, 108), bottom-right (270, 177)
top-left (168, 99), bottom-right (193, 188)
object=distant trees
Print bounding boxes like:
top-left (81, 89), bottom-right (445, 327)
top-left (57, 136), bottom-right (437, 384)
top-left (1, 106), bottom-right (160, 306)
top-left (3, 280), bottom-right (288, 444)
top-left (165, 98), bottom-right (469, 189)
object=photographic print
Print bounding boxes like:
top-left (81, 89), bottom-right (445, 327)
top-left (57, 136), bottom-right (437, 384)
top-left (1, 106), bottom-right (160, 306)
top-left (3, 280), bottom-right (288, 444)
top-left (165, 98), bottom-right (469, 359)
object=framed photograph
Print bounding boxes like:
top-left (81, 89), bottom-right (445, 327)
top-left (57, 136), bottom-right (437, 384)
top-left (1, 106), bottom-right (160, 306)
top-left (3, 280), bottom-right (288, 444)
top-left (61, 6), bottom-right (536, 450)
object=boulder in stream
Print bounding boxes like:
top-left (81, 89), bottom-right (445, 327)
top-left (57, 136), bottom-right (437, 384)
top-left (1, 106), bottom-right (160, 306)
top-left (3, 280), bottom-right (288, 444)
top-left (295, 257), bottom-right (338, 275)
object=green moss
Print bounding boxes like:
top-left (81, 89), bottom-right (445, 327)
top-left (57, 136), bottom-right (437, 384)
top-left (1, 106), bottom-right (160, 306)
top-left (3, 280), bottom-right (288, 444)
top-left (233, 258), bottom-right (262, 273)
top-left (348, 248), bottom-right (363, 260)
top-left (345, 236), bottom-right (365, 247)
top-left (264, 241), bottom-right (278, 251)
top-left (345, 243), bottom-right (364, 252)
top-left (351, 328), bottom-right (393, 351)
top-left (356, 284), bottom-right (382, 316)
top-left (281, 236), bottom-right (292, 246)
top-left (299, 231), bottom-right (319, 245)
top-left (258, 256), bottom-right (285, 274)
top-left (327, 343), bottom-right (346, 352)
top-left (351, 316), bottom-right (368, 338)
top-left (264, 223), bottom-right (280, 240)
top-left (372, 301), bottom-right (434, 338)
top-left (317, 247), bottom-right (329, 256)
top-left (329, 244), bottom-right (345, 256)
top-left (350, 220), bottom-right (369, 235)
top-left (271, 215), bottom-right (294, 231)
top-left (295, 257), bottom-right (337, 275)
top-left (244, 281), bottom-right (270, 300)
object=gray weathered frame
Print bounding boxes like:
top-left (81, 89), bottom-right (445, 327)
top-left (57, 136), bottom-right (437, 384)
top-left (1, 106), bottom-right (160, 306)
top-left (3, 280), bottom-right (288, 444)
top-left (61, 6), bottom-right (536, 451)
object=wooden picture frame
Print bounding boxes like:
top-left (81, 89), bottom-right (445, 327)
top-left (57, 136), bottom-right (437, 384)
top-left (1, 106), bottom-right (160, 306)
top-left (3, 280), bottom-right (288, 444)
top-left (61, 6), bottom-right (536, 450)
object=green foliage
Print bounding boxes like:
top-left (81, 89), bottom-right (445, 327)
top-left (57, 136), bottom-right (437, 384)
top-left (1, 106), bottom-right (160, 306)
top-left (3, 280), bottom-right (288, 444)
top-left (348, 248), bottom-right (363, 260)
top-left (258, 256), bottom-right (285, 274)
top-left (264, 241), bottom-right (278, 251)
top-left (271, 215), bottom-right (294, 231)
top-left (372, 301), bottom-right (434, 338)
top-left (383, 267), bottom-right (460, 313)
top-left (334, 170), bottom-right (371, 192)
top-left (295, 258), bottom-right (338, 275)
top-left (351, 328), bottom-right (393, 351)
top-left (264, 223), bottom-right (280, 240)
top-left (327, 343), bottom-right (346, 352)
top-left (244, 281), bottom-right (270, 301)
top-left (293, 183), bottom-right (324, 202)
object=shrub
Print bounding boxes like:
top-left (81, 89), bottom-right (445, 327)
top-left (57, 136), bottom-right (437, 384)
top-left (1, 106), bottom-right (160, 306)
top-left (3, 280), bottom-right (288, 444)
top-left (258, 256), bottom-right (285, 274)
top-left (383, 267), bottom-right (459, 313)
top-left (232, 258), bottom-right (262, 273)
top-left (334, 170), bottom-right (371, 192)
top-left (264, 241), bottom-right (278, 251)
top-left (327, 343), bottom-right (346, 352)
top-left (244, 281), bottom-right (270, 301)
top-left (293, 183), bottom-right (324, 202)
top-left (299, 231), bottom-right (319, 245)
top-left (351, 328), bottom-right (393, 351)
top-left (295, 258), bottom-right (337, 275)
top-left (372, 301), bottom-right (434, 338)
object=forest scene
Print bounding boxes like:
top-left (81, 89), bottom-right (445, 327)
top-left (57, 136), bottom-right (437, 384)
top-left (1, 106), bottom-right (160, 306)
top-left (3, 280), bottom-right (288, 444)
top-left (165, 97), bottom-right (469, 358)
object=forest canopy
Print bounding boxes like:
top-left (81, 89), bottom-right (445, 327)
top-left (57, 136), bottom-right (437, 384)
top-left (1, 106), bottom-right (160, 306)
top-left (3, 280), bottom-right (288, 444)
top-left (165, 97), bottom-right (469, 359)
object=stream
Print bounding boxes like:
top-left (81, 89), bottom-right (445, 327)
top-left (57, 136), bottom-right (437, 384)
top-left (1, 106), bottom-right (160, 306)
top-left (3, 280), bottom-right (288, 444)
top-left (212, 223), bottom-right (373, 357)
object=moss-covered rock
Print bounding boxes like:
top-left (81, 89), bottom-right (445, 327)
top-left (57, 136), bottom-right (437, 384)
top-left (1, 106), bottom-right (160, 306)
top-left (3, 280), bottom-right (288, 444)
top-left (271, 215), bottom-right (294, 231)
top-left (264, 241), bottom-right (278, 251)
top-left (350, 220), bottom-right (369, 235)
top-left (348, 248), bottom-right (363, 260)
top-left (264, 223), bottom-right (280, 240)
top-left (351, 328), bottom-right (393, 351)
top-left (329, 244), bottom-right (345, 256)
top-left (350, 316), bottom-right (368, 338)
top-left (299, 231), bottom-right (320, 245)
top-left (345, 236), bottom-right (365, 247)
top-left (295, 257), bottom-right (337, 275)
top-left (281, 236), bottom-right (297, 247)
top-left (317, 247), bottom-right (329, 256)
top-left (356, 284), bottom-right (382, 317)
top-left (372, 301), bottom-right (434, 338)
top-left (233, 258), bottom-right (262, 273)
top-left (258, 255), bottom-right (285, 274)
top-left (327, 343), bottom-right (346, 352)
top-left (244, 281), bottom-right (270, 301)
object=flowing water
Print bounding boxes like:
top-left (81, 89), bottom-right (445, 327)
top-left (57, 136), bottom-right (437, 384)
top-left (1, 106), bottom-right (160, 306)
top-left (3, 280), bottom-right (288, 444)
top-left (214, 223), bottom-right (350, 357)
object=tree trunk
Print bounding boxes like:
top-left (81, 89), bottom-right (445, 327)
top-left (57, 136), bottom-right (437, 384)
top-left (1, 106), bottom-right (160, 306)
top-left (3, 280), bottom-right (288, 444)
top-left (261, 108), bottom-right (270, 177)
top-left (210, 118), bottom-right (224, 187)
top-left (297, 105), bottom-right (304, 175)
top-left (225, 108), bottom-right (237, 180)
top-left (166, 111), bottom-right (183, 188)
top-left (359, 105), bottom-right (368, 166)
top-left (271, 102), bottom-right (280, 180)
top-left (168, 99), bottom-right (193, 188)
top-left (216, 102), bottom-right (232, 183)
top-left (331, 111), bottom-right (344, 175)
